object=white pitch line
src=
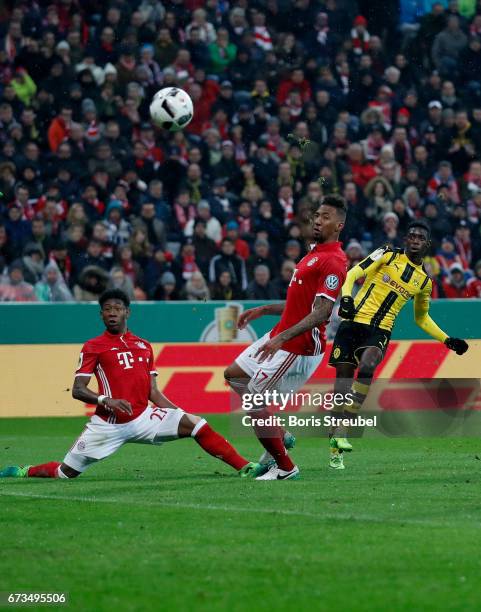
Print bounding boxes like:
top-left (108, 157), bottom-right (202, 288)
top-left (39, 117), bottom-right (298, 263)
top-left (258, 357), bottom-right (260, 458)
top-left (0, 490), bottom-right (477, 528)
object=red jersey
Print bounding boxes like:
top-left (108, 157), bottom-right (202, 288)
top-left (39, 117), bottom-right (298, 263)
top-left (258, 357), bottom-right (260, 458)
top-left (467, 277), bottom-right (481, 298)
top-left (75, 330), bottom-right (157, 424)
top-left (270, 241), bottom-right (347, 356)
top-left (441, 280), bottom-right (470, 299)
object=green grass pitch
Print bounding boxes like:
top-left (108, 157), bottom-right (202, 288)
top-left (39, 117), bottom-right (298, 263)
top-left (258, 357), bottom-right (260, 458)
top-left (1, 416), bottom-right (481, 612)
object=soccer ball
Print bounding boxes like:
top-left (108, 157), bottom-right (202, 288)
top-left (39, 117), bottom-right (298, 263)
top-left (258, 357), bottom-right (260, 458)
top-left (149, 87), bottom-right (194, 132)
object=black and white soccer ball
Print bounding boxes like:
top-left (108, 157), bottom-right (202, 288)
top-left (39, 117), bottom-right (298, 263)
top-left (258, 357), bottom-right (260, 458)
top-left (149, 87), bottom-right (194, 132)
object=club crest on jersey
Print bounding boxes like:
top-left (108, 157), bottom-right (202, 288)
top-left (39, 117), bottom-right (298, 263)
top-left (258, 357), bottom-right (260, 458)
top-left (325, 274), bottom-right (339, 290)
top-left (413, 279), bottom-right (420, 287)
top-left (307, 257), bottom-right (318, 267)
top-left (136, 341), bottom-right (147, 349)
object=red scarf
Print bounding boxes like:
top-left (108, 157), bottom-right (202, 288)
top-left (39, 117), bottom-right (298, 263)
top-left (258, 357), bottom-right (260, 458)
top-left (182, 255), bottom-right (199, 279)
top-left (351, 28), bottom-right (370, 55)
top-left (174, 203), bottom-right (196, 229)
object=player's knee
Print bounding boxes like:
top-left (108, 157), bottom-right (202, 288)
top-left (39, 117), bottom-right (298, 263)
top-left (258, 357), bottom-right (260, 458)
top-left (178, 413), bottom-right (201, 437)
top-left (359, 348), bottom-right (382, 372)
top-left (224, 365), bottom-right (235, 382)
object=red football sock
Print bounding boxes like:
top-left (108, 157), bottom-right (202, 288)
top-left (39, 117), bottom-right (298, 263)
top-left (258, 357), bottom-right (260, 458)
top-left (194, 422), bottom-right (248, 471)
top-left (253, 411), bottom-right (295, 472)
top-left (27, 462), bottom-right (61, 478)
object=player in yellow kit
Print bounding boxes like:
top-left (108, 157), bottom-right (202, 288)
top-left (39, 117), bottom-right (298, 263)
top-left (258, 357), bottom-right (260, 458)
top-left (327, 220), bottom-right (469, 469)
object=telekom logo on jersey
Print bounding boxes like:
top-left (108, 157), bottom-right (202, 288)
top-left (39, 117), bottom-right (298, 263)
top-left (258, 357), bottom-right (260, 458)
top-left (117, 351), bottom-right (134, 369)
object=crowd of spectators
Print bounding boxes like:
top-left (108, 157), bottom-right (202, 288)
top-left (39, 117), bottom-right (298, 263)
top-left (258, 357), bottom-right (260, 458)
top-left (1, 0), bottom-right (481, 303)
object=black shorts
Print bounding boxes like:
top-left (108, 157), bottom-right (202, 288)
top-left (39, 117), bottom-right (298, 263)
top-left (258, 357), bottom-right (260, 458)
top-left (329, 321), bottom-right (391, 367)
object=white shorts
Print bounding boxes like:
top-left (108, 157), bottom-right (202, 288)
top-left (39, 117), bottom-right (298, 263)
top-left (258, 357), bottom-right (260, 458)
top-left (63, 406), bottom-right (185, 473)
top-left (235, 332), bottom-right (324, 394)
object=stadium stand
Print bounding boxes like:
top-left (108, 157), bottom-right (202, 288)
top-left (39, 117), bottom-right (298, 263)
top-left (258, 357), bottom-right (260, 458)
top-left (0, 0), bottom-right (481, 302)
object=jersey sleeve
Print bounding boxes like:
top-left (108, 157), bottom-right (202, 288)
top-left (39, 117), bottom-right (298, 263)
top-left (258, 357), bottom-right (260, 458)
top-left (75, 342), bottom-right (98, 377)
top-left (316, 258), bottom-right (347, 302)
top-left (413, 279), bottom-right (448, 343)
top-left (148, 344), bottom-right (158, 376)
top-left (342, 247), bottom-right (393, 297)
top-left (360, 246), bottom-right (394, 272)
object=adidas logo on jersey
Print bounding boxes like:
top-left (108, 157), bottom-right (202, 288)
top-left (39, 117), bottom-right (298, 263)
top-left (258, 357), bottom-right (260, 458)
top-left (307, 257), bottom-right (318, 267)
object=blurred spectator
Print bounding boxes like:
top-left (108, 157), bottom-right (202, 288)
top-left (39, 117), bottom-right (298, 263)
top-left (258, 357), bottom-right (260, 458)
top-left (133, 201), bottom-right (166, 249)
top-left (182, 270), bottom-right (210, 301)
top-left (184, 199), bottom-right (222, 243)
top-left (436, 236), bottom-right (466, 276)
top-left (364, 176), bottom-right (395, 221)
top-left (246, 264), bottom-right (279, 300)
top-left (432, 16), bottom-right (468, 76)
top-left (208, 28), bottom-right (236, 75)
top-left (373, 212), bottom-right (403, 249)
top-left (441, 262), bottom-right (471, 297)
top-left (284, 239), bottom-right (302, 264)
top-left (210, 269), bottom-right (244, 300)
top-left (272, 259), bottom-right (295, 300)
top-left (209, 238), bottom-right (247, 291)
top-left (35, 261), bottom-right (73, 302)
top-left (186, 9), bottom-right (216, 44)
top-left (225, 220), bottom-right (249, 260)
top-left (105, 201), bottom-right (132, 247)
top-left (107, 266), bottom-right (135, 301)
top-left (0, 262), bottom-right (37, 301)
top-left (152, 270), bottom-right (181, 301)
top-left (246, 238), bottom-right (278, 280)
top-left (12, 243), bottom-right (44, 285)
top-left (467, 260), bottom-right (481, 296)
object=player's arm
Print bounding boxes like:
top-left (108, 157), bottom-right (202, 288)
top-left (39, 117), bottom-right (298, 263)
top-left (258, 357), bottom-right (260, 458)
top-left (339, 247), bottom-right (391, 318)
top-left (149, 374), bottom-right (182, 409)
top-left (255, 296), bottom-right (333, 362)
top-left (413, 281), bottom-right (469, 354)
top-left (72, 347), bottom-right (132, 415)
top-left (237, 302), bottom-right (285, 329)
top-left (72, 375), bottom-right (133, 415)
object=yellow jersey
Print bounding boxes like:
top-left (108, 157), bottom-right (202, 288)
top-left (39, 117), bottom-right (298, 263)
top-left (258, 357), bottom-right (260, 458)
top-left (341, 246), bottom-right (448, 341)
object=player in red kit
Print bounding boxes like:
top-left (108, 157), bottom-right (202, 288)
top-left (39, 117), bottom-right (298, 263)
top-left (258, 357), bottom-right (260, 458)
top-left (225, 195), bottom-right (348, 480)
top-left (0, 290), bottom-right (260, 480)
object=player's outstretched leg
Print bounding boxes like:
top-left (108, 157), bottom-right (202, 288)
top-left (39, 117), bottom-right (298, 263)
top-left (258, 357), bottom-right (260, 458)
top-left (0, 462), bottom-right (79, 479)
top-left (248, 409), bottom-right (299, 480)
top-left (224, 364), bottom-right (297, 476)
top-left (258, 430), bottom-right (296, 467)
top-left (179, 414), bottom-right (261, 477)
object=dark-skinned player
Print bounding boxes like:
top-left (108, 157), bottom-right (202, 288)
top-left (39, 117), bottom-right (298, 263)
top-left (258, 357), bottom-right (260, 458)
top-left (328, 220), bottom-right (469, 470)
top-left (0, 290), bottom-right (261, 479)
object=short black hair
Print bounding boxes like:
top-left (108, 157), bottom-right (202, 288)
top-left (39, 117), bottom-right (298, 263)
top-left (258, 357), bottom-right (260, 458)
top-left (99, 289), bottom-right (130, 308)
top-left (320, 193), bottom-right (347, 219)
top-left (407, 220), bottom-right (431, 238)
